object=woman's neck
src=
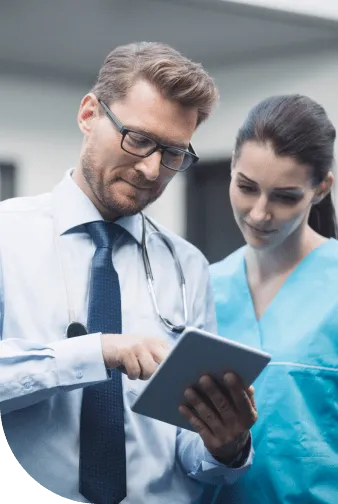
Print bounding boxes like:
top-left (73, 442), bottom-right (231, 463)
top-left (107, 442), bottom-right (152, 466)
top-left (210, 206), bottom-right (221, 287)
top-left (245, 226), bottom-right (326, 282)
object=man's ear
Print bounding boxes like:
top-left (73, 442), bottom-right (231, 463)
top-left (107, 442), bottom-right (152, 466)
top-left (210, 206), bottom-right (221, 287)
top-left (77, 93), bottom-right (99, 135)
top-left (312, 172), bottom-right (334, 204)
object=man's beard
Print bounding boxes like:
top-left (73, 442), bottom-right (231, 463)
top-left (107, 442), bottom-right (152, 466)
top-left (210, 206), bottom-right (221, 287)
top-left (81, 150), bottom-right (162, 219)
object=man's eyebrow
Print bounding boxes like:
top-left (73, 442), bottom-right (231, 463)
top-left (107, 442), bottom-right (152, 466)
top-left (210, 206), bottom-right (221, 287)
top-left (128, 126), bottom-right (189, 150)
top-left (237, 172), bottom-right (304, 193)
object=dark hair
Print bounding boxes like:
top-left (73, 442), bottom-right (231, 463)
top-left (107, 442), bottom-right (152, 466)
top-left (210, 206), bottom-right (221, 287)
top-left (91, 41), bottom-right (219, 127)
top-left (233, 94), bottom-right (337, 238)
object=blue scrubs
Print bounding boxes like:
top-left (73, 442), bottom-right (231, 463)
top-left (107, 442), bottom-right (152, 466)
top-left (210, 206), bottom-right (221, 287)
top-left (208, 238), bottom-right (338, 504)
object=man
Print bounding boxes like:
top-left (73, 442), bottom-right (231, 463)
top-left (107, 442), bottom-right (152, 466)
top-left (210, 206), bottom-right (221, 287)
top-left (0, 42), bottom-right (256, 504)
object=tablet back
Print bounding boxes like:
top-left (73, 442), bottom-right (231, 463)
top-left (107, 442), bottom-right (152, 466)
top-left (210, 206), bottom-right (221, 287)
top-left (131, 326), bottom-right (271, 431)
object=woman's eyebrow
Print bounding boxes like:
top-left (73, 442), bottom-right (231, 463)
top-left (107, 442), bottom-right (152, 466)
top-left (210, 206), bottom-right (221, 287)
top-left (237, 172), bottom-right (304, 193)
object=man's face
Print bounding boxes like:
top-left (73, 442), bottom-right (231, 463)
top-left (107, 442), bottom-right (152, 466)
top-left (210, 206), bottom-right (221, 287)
top-left (73, 80), bottom-right (198, 220)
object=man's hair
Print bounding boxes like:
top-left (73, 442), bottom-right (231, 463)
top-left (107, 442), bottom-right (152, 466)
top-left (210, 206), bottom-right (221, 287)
top-left (91, 41), bottom-right (219, 126)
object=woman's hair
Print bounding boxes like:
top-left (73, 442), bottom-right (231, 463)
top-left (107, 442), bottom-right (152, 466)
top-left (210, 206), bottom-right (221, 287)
top-left (91, 41), bottom-right (219, 127)
top-left (233, 94), bottom-right (337, 238)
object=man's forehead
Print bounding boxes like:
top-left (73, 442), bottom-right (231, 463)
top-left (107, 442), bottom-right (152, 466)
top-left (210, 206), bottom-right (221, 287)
top-left (110, 80), bottom-right (198, 144)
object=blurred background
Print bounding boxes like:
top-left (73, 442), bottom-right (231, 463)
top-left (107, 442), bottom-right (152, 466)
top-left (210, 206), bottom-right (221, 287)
top-left (0, 0), bottom-right (338, 504)
top-left (1, 0), bottom-right (338, 262)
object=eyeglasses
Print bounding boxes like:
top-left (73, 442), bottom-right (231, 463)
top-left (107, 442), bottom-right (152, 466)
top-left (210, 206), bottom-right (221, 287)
top-left (98, 99), bottom-right (199, 172)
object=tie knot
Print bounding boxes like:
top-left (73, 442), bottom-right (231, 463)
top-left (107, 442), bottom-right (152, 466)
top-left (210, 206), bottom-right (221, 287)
top-left (85, 221), bottom-right (122, 249)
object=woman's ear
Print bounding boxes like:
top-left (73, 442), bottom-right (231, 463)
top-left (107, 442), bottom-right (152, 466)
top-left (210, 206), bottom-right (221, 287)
top-left (312, 172), bottom-right (334, 204)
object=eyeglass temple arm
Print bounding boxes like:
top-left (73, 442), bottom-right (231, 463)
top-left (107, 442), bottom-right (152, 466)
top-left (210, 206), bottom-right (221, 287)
top-left (98, 99), bottom-right (124, 132)
top-left (188, 143), bottom-right (198, 158)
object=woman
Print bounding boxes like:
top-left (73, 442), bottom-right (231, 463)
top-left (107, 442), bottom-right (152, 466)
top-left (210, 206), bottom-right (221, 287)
top-left (210, 95), bottom-right (338, 503)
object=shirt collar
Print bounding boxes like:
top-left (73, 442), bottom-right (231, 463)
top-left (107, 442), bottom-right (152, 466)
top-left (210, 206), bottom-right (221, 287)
top-left (52, 169), bottom-right (143, 244)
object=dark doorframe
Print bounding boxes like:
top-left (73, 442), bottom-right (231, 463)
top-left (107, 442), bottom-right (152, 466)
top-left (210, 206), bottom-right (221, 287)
top-left (0, 162), bottom-right (16, 200)
top-left (186, 158), bottom-right (244, 264)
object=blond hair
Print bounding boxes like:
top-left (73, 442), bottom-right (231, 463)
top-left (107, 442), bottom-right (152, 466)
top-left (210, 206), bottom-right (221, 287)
top-left (91, 41), bottom-right (218, 126)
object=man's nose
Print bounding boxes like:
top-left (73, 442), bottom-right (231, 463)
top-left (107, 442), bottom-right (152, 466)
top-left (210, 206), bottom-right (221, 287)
top-left (134, 151), bottom-right (162, 181)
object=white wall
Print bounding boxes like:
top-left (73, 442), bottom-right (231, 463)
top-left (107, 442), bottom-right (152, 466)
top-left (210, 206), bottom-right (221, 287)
top-left (225, 0), bottom-right (338, 20)
top-left (0, 77), bottom-right (84, 196)
top-left (1, 44), bottom-right (338, 237)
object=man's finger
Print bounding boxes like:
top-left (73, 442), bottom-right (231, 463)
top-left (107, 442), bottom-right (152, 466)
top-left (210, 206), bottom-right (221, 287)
top-left (150, 343), bottom-right (170, 364)
top-left (122, 353), bottom-right (142, 380)
top-left (183, 386), bottom-right (228, 438)
top-left (247, 385), bottom-right (256, 410)
top-left (136, 350), bottom-right (158, 380)
top-left (178, 404), bottom-right (213, 440)
top-left (197, 375), bottom-right (234, 422)
top-left (224, 373), bottom-right (258, 427)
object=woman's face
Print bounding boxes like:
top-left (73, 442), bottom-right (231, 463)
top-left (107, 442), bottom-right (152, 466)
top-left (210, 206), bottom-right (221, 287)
top-left (229, 141), bottom-right (319, 250)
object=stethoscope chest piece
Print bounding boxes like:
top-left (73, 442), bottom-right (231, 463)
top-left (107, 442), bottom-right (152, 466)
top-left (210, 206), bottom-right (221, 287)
top-left (66, 322), bottom-right (88, 338)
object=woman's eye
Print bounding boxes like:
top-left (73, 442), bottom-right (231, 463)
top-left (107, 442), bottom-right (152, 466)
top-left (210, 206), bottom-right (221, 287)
top-left (275, 194), bottom-right (299, 204)
top-left (238, 184), bottom-right (256, 193)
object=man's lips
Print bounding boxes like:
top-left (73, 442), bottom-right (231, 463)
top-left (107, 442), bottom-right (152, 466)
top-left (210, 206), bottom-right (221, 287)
top-left (120, 179), bottom-right (152, 191)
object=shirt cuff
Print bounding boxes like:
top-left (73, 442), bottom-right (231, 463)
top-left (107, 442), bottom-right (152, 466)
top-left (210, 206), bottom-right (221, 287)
top-left (189, 433), bottom-right (254, 485)
top-left (51, 332), bottom-right (110, 389)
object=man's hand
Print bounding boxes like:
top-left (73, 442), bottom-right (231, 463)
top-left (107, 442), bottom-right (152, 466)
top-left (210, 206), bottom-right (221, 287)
top-left (101, 334), bottom-right (170, 380)
top-left (178, 372), bottom-right (257, 464)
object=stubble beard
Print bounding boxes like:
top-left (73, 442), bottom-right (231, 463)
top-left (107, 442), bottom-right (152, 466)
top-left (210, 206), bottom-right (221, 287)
top-left (81, 150), bottom-right (162, 219)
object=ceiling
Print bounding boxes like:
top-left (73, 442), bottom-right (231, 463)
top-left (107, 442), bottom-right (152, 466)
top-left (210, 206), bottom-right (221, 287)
top-left (1, 0), bottom-right (338, 84)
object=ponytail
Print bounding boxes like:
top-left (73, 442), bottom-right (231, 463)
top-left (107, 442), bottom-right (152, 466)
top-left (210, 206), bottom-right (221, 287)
top-left (308, 193), bottom-right (338, 238)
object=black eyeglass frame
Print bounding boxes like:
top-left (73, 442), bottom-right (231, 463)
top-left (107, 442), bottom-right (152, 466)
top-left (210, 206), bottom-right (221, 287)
top-left (98, 99), bottom-right (199, 172)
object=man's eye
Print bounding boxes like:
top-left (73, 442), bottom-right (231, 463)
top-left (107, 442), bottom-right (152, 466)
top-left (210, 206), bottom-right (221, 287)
top-left (167, 149), bottom-right (184, 160)
top-left (126, 133), bottom-right (153, 148)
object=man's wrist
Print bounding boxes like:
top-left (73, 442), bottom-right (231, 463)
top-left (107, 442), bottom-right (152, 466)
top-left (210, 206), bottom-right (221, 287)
top-left (212, 431), bottom-right (251, 466)
top-left (225, 433), bottom-right (252, 468)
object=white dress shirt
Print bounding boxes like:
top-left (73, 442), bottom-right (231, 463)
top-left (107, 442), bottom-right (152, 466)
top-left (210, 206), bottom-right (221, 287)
top-left (0, 171), bottom-right (252, 503)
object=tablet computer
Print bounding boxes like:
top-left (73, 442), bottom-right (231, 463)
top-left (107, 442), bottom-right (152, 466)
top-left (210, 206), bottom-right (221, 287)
top-left (131, 326), bottom-right (271, 431)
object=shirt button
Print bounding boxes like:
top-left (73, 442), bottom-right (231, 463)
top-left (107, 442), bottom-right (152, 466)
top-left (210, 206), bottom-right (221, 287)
top-left (76, 369), bottom-right (83, 379)
top-left (23, 381), bottom-right (32, 390)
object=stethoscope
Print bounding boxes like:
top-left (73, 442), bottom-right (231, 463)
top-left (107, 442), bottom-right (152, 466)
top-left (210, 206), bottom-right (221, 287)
top-left (62, 213), bottom-right (188, 339)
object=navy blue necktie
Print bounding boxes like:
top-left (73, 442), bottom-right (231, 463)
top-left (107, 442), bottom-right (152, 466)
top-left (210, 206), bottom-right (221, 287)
top-left (79, 221), bottom-right (126, 504)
